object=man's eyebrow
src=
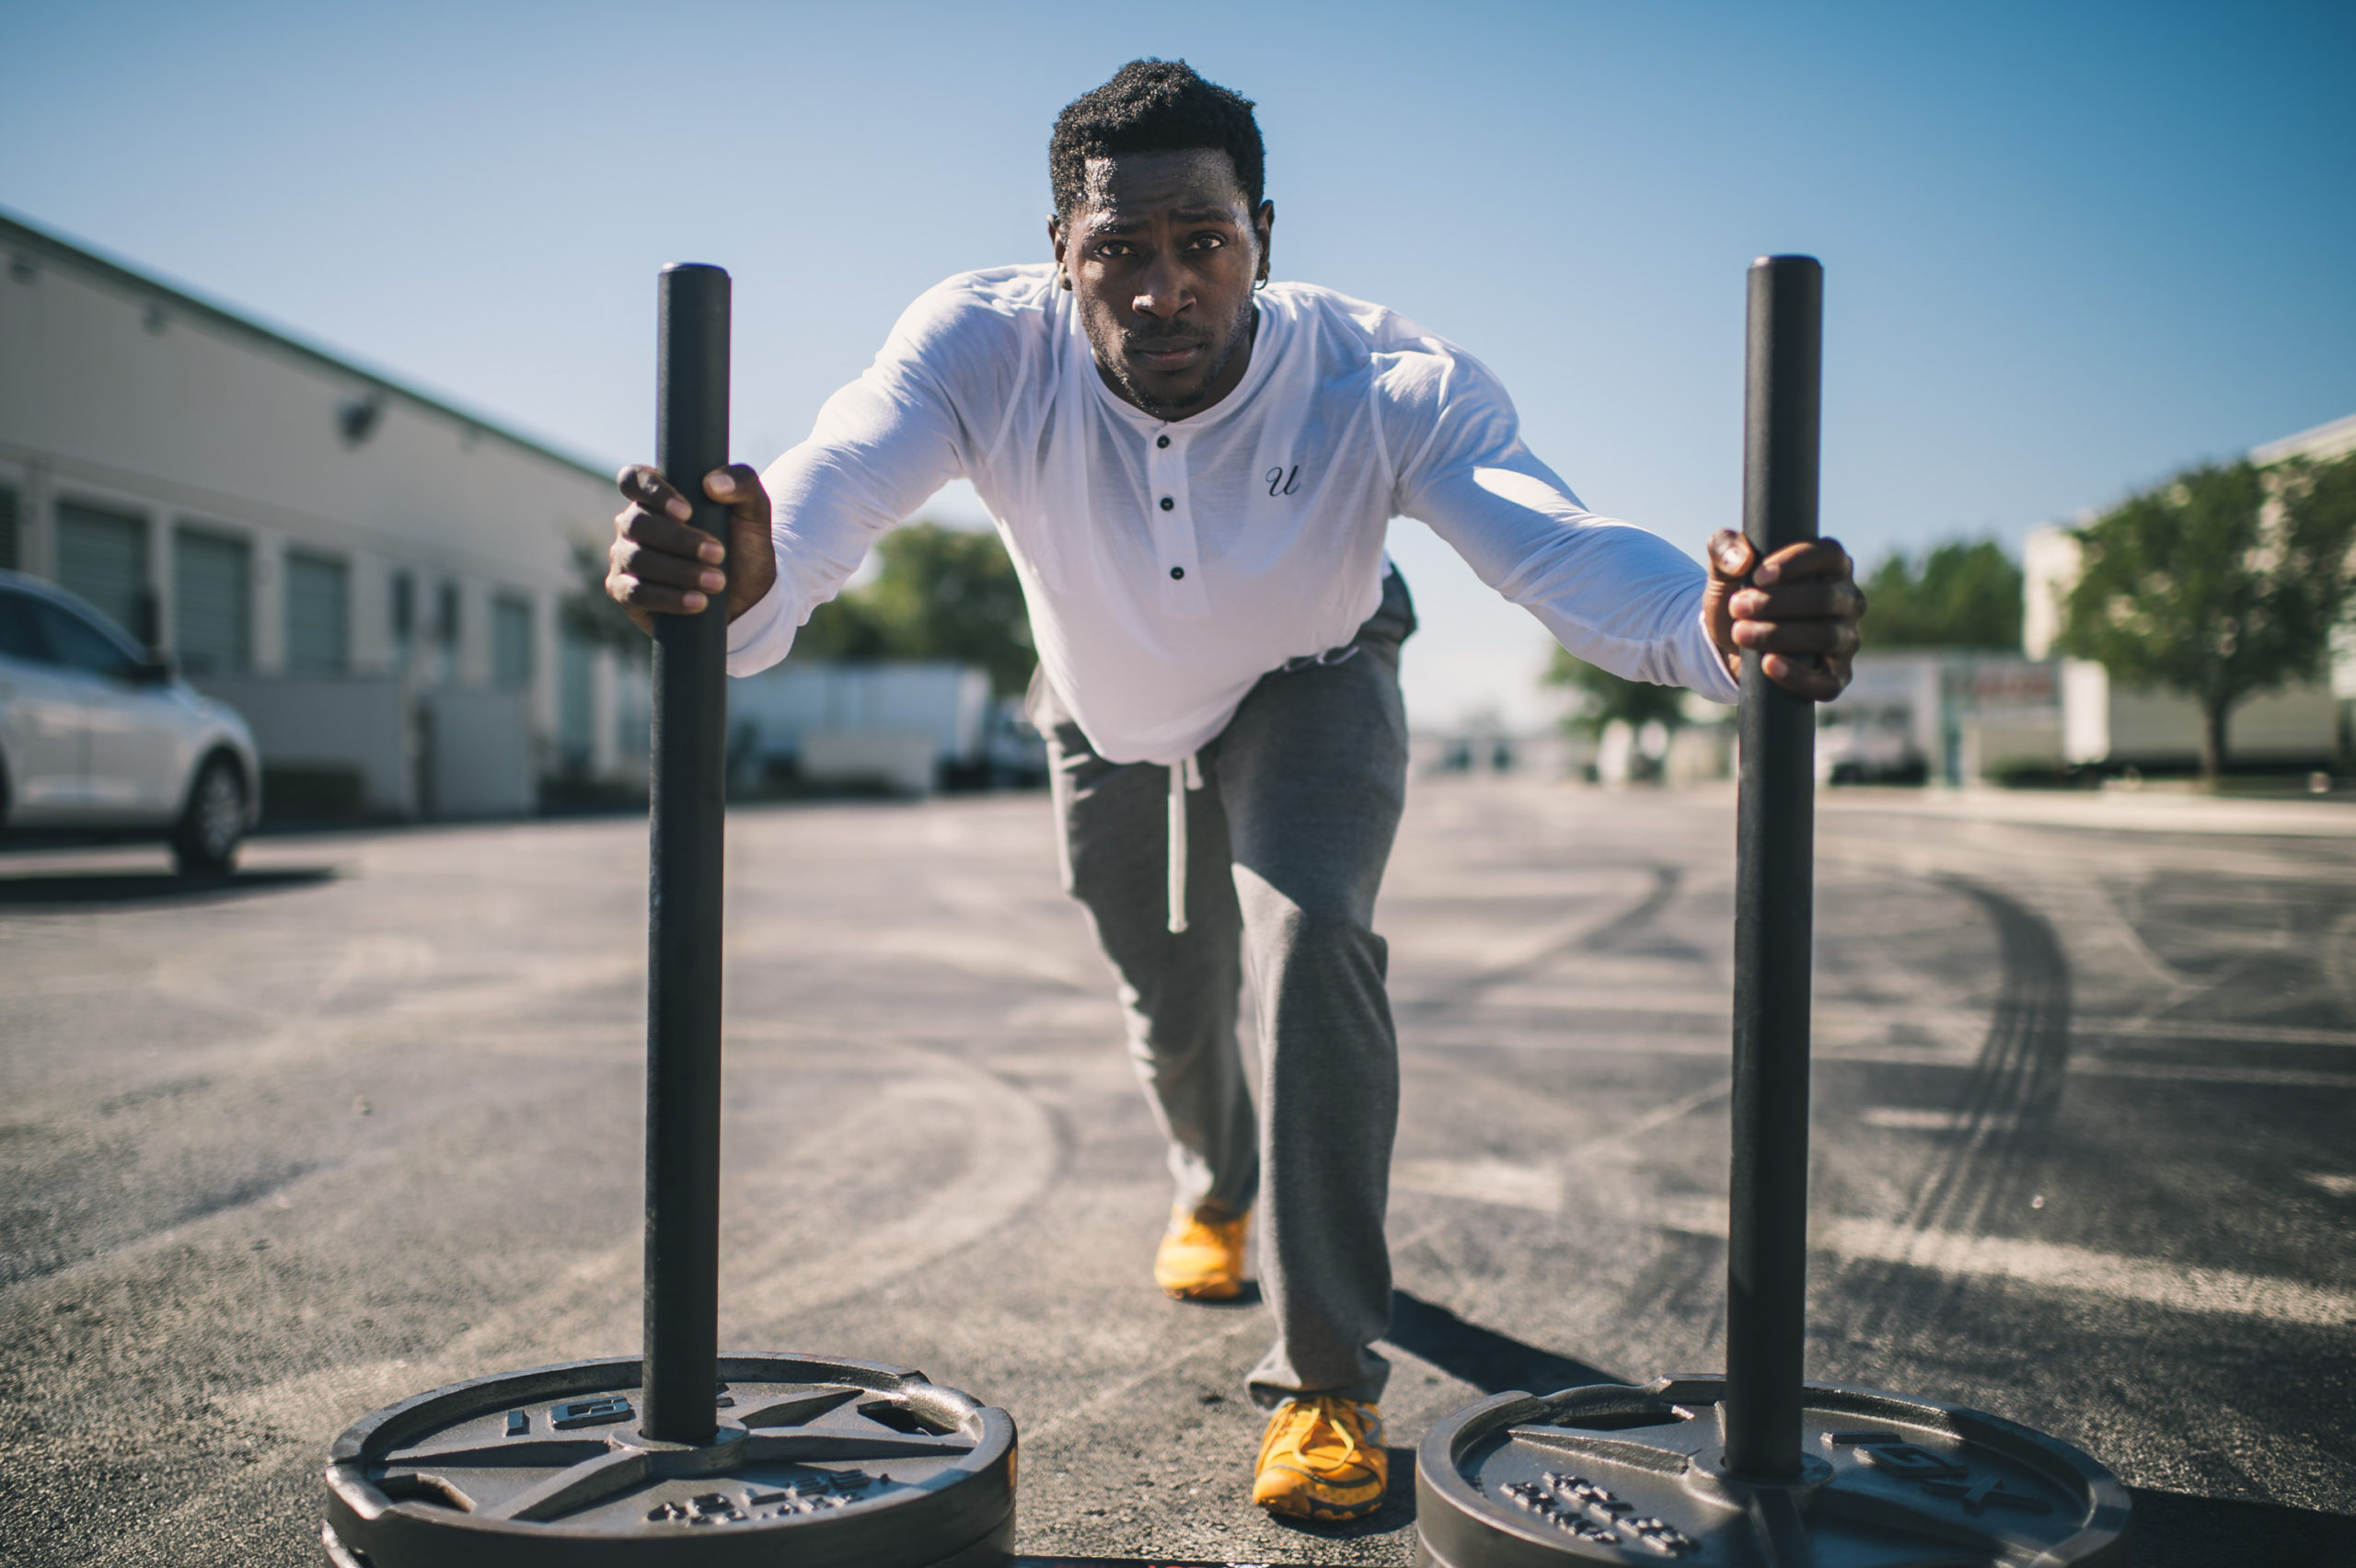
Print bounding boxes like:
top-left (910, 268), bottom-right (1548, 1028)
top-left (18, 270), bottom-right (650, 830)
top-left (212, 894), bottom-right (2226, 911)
top-left (1083, 205), bottom-right (1243, 235)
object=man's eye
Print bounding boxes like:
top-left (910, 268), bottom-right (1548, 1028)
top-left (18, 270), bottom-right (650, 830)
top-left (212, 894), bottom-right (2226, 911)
top-left (1094, 242), bottom-right (1133, 258)
top-left (1189, 234), bottom-right (1225, 249)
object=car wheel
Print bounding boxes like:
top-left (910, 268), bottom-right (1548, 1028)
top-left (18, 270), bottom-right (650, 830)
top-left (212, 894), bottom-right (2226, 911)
top-left (171, 755), bottom-right (246, 877)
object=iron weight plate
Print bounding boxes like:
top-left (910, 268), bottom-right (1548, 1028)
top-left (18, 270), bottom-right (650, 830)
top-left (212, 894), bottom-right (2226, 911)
top-left (1415, 1377), bottom-right (2128, 1568)
top-left (322, 1353), bottom-right (1015, 1568)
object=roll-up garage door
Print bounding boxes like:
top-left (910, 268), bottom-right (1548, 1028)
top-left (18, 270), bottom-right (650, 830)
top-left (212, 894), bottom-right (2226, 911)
top-left (492, 594), bottom-right (533, 688)
top-left (284, 550), bottom-right (350, 675)
top-left (55, 501), bottom-right (152, 643)
top-left (173, 525), bottom-right (252, 674)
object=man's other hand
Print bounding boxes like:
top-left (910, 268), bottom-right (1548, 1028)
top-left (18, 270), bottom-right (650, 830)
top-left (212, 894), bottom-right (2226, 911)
top-left (1703, 530), bottom-right (1865, 701)
top-left (606, 465), bottom-right (778, 635)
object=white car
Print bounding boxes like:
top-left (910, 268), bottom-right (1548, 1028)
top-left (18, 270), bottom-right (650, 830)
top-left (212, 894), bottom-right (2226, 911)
top-left (0, 571), bottom-right (260, 874)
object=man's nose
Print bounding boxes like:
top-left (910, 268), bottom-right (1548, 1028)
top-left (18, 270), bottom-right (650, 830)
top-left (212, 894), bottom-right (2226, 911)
top-left (1130, 250), bottom-right (1192, 319)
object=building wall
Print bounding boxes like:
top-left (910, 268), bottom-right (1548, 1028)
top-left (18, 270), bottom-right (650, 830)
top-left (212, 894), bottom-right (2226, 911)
top-left (2020, 526), bottom-right (2081, 664)
top-left (0, 213), bottom-right (621, 813)
top-left (2060, 661), bottom-right (2338, 766)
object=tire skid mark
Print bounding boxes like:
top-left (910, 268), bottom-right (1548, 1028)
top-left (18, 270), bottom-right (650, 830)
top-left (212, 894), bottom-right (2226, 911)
top-left (1815, 837), bottom-right (2193, 1019)
top-left (1832, 873), bottom-right (2073, 1341)
top-left (1399, 863), bottom-right (1684, 1019)
top-left (90, 1040), bottom-right (1062, 1566)
top-left (2327, 908), bottom-right (2356, 1019)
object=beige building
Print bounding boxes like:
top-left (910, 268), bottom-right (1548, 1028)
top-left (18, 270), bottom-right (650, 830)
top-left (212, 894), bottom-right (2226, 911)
top-left (2022, 411), bottom-right (2353, 770)
top-left (0, 209), bottom-right (638, 815)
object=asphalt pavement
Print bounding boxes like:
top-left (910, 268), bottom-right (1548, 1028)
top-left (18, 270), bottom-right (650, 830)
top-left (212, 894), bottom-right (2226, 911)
top-left (0, 777), bottom-right (2350, 1565)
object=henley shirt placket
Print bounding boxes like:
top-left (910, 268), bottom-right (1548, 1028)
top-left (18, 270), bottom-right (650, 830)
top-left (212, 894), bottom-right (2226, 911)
top-left (1145, 424), bottom-right (1210, 617)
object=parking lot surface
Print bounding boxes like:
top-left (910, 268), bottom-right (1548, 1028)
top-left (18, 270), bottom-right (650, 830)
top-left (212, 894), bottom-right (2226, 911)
top-left (1, 777), bottom-right (2351, 1564)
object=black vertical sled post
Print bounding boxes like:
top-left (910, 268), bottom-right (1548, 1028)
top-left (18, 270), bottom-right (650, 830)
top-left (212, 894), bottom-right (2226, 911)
top-left (1411, 257), bottom-right (2131, 1567)
top-left (1724, 253), bottom-right (1821, 1481)
top-left (643, 262), bottom-right (731, 1447)
top-left (321, 264), bottom-right (1017, 1567)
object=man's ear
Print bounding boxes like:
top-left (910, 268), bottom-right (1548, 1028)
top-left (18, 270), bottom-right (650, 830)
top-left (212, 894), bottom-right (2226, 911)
top-left (1047, 214), bottom-right (1070, 288)
top-left (1254, 200), bottom-right (1276, 281)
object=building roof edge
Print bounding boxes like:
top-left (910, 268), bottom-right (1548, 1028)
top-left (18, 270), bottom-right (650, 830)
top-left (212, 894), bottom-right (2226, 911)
top-left (0, 206), bottom-right (615, 487)
top-left (2252, 410), bottom-right (2356, 467)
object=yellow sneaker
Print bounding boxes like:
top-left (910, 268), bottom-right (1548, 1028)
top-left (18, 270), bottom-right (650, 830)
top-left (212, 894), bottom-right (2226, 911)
top-left (1153, 1207), bottom-right (1250, 1300)
top-left (1252, 1396), bottom-right (1388, 1520)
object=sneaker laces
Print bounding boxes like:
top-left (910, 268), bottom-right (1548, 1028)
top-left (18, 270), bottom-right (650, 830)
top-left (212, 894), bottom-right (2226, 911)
top-left (1264, 1396), bottom-right (1370, 1469)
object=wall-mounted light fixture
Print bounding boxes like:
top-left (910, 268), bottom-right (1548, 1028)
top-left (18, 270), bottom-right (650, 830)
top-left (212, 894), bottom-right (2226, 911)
top-left (338, 392), bottom-right (385, 447)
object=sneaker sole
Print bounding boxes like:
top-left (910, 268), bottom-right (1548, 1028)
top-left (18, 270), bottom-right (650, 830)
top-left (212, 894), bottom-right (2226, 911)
top-left (1158, 1278), bottom-right (1242, 1300)
top-left (1253, 1487), bottom-right (1386, 1521)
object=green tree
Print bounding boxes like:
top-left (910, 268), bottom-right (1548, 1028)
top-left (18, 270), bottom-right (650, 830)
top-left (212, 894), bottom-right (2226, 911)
top-left (563, 523), bottom-right (1036, 697)
top-left (1545, 648), bottom-right (1688, 737)
top-left (1859, 538), bottom-right (2022, 650)
top-left (798, 523), bottom-right (1035, 696)
top-left (2057, 455), bottom-right (2356, 780)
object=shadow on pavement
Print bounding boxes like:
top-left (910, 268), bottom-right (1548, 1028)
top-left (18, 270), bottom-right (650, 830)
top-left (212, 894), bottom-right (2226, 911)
top-left (1386, 1289), bottom-right (1623, 1396)
top-left (2128, 1488), bottom-right (2356, 1566)
top-left (1011, 1485), bottom-right (2356, 1567)
top-left (0, 867), bottom-right (337, 907)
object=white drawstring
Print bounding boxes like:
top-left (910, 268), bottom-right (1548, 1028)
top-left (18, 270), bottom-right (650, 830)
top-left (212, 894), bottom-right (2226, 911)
top-left (1167, 753), bottom-right (1203, 934)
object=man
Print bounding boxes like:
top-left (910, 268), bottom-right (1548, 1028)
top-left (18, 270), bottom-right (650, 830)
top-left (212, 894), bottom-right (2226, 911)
top-left (606, 59), bottom-right (1863, 1522)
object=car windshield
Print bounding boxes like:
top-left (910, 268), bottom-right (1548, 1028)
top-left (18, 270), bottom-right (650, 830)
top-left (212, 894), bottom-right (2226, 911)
top-left (29, 597), bottom-right (141, 679)
top-left (0, 589), bottom-right (51, 663)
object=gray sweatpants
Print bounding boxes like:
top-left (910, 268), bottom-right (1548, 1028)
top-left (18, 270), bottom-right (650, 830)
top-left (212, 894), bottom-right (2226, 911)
top-left (1033, 570), bottom-right (1416, 1408)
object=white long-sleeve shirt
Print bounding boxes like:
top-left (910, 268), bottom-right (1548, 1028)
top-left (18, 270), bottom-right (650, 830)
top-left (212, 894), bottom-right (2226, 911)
top-left (728, 264), bottom-right (1738, 765)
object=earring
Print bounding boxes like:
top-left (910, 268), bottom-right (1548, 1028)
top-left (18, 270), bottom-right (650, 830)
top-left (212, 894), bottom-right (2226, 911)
top-left (1253, 276), bottom-right (1268, 292)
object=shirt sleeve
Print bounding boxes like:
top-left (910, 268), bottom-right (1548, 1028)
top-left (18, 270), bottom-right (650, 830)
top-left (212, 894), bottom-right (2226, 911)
top-left (1386, 347), bottom-right (1740, 706)
top-left (725, 288), bottom-right (987, 676)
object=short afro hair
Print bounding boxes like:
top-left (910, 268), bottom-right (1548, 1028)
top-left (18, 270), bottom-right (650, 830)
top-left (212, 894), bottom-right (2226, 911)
top-left (1049, 59), bottom-right (1265, 219)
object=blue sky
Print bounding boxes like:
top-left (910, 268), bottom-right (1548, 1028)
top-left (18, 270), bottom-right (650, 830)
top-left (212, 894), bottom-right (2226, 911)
top-left (6, 0), bottom-right (2350, 726)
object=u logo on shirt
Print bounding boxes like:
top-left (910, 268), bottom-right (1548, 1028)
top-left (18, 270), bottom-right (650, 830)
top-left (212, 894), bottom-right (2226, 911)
top-left (1265, 465), bottom-right (1302, 497)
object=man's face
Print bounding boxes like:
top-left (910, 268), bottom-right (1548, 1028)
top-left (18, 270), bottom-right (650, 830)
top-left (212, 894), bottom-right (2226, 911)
top-left (1051, 148), bottom-right (1274, 420)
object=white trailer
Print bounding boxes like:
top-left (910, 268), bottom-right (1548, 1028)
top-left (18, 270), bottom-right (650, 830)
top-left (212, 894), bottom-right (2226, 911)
top-left (725, 661), bottom-right (993, 796)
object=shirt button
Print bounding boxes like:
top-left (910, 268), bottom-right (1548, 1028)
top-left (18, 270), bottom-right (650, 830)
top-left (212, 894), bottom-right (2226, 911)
top-left (1170, 566), bottom-right (1185, 580)
top-left (1160, 497), bottom-right (1174, 511)
top-left (1156, 434), bottom-right (1170, 449)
